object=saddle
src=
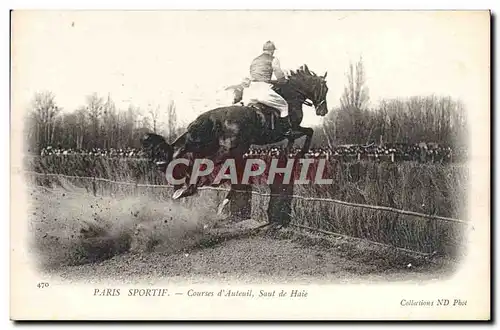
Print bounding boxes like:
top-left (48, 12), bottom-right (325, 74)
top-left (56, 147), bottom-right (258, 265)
top-left (247, 102), bottom-right (281, 130)
top-left (228, 84), bottom-right (282, 130)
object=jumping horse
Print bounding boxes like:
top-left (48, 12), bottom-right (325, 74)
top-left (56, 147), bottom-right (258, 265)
top-left (141, 64), bottom-right (329, 209)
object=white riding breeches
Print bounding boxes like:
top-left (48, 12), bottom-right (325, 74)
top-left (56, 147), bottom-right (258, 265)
top-left (241, 81), bottom-right (289, 117)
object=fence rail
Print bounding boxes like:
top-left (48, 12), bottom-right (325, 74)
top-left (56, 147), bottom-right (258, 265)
top-left (24, 170), bottom-right (469, 258)
top-left (290, 223), bottom-right (437, 258)
top-left (24, 170), bottom-right (468, 225)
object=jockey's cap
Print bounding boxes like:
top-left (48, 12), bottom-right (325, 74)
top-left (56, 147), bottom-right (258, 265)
top-left (263, 41), bottom-right (276, 51)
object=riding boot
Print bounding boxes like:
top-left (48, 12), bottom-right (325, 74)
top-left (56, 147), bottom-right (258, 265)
top-left (282, 116), bottom-right (293, 137)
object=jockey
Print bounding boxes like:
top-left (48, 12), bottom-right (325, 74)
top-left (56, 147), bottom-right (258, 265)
top-left (242, 41), bottom-right (293, 136)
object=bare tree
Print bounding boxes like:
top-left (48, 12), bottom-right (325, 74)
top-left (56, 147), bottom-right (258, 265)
top-left (148, 104), bottom-right (162, 133)
top-left (84, 93), bottom-right (105, 147)
top-left (29, 91), bottom-right (61, 149)
top-left (75, 107), bottom-right (87, 149)
top-left (166, 100), bottom-right (177, 142)
top-left (101, 93), bottom-right (117, 149)
top-left (321, 116), bottom-right (335, 148)
top-left (340, 56), bottom-right (370, 111)
top-left (336, 57), bottom-right (371, 144)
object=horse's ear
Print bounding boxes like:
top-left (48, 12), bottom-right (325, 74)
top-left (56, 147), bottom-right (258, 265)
top-left (303, 64), bottom-right (310, 74)
top-left (323, 71), bottom-right (328, 78)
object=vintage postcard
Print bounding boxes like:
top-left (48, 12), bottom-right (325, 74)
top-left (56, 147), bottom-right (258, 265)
top-left (10, 10), bottom-right (490, 320)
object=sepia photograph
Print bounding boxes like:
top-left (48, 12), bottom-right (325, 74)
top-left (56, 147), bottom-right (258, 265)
top-left (9, 9), bottom-right (490, 320)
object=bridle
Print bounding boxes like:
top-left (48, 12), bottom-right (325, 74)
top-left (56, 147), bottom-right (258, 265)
top-left (282, 80), bottom-right (325, 109)
top-left (313, 99), bottom-right (326, 108)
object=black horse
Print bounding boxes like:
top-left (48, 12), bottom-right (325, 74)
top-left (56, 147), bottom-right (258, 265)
top-left (141, 64), bottom-right (329, 201)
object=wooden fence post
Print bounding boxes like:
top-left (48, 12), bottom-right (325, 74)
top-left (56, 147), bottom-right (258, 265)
top-left (229, 184), bottom-right (252, 221)
top-left (267, 156), bottom-right (294, 227)
top-left (267, 182), bottom-right (294, 227)
top-left (228, 156), bottom-right (252, 221)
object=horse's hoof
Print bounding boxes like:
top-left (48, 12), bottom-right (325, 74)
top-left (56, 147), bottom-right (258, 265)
top-left (173, 185), bottom-right (198, 199)
top-left (217, 198), bottom-right (230, 215)
top-left (172, 188), bottom-right (185, 200)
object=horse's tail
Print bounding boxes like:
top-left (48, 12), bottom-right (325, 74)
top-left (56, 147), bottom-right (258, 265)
top-left (140, 132), bottom-right (173, 162)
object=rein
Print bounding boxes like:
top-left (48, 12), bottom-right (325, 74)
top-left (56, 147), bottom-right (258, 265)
top-left (303, 99), bottom-right (314, 107)
top-left (272, 79), bottom-right (317, 108)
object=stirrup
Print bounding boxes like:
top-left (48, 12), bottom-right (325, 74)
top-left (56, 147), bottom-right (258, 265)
top-left (283, 128), bottom-right (293, 137)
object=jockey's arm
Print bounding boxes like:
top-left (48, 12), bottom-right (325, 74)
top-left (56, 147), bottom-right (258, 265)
top-left (272, 57), bottom-right (286, 82)
top-left (225, 83), bottom-right (243, 91)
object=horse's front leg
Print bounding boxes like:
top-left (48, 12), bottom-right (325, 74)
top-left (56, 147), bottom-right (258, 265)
top-left (284, 137), bottom-right (295, 157)
top-left (295, 126), bottom-right (314, 158)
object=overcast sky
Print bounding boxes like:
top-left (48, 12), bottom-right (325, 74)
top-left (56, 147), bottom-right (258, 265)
top-left (12, 10), bottom-right (489, 127)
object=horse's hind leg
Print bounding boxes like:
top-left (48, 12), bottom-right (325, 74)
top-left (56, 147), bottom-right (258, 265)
top-left (217, 189), bottom-right (233, 215)
top-left (284, 137), bottom-right (295, 156)
top-left (171, 150), bottom-right (200, 200)
top-left (172, 145), bottom-right (231, 200)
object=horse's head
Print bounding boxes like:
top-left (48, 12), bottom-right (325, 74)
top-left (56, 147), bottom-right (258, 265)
top-left (288, 64), bottom-right (329, 117)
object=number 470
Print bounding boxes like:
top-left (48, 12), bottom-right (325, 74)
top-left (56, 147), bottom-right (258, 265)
top-left (37, 282), bottom-right (49, 289)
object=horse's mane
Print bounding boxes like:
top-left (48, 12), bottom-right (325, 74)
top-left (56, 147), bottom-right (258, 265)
top-left (288, 64), bottom-right (320, 79)
top-left (285, 64), bottom-right (326, 93)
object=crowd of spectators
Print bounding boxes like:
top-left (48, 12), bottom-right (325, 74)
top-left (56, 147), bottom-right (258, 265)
top-left (244, 143), bottom-right (464, 163)
top-left (37, 142), bottom-right (466, 164)
top-left (39, 146), bottom-right (147, 158)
